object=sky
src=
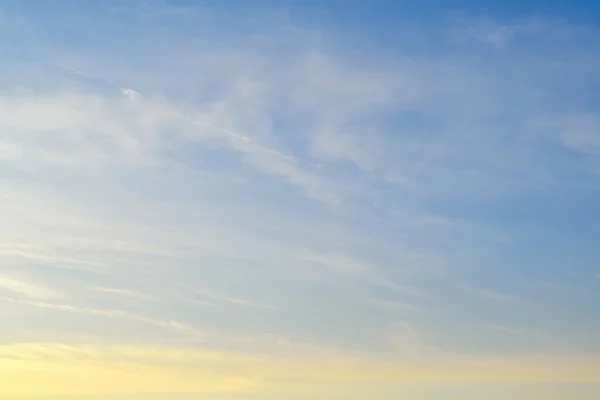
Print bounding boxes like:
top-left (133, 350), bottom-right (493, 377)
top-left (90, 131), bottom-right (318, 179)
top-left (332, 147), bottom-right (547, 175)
top-left (0, 0), bottom-right (600, 399)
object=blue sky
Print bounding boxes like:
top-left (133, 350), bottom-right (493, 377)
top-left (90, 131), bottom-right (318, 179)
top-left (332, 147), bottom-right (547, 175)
top-left (0, 0), bottom-right (599, 398)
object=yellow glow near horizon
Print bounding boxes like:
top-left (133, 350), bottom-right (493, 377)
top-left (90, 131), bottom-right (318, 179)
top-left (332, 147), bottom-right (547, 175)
top-left (1, 343), bottom-right (599, 397)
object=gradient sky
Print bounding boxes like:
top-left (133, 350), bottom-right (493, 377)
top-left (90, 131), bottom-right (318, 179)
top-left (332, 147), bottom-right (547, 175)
top-left (1, 0), bottom-right (600, 399)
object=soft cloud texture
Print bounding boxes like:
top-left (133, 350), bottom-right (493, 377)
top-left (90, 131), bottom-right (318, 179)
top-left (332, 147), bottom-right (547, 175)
top-left (0, 1), bottom-right (599, 399)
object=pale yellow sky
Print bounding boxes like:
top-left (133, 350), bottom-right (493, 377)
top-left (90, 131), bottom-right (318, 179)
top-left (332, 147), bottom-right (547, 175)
top-left (1, 343), bottom-right (599, 399)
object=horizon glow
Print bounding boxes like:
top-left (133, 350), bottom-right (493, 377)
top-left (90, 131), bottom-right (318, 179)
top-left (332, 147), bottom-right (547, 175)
top-left (0, 1), bottom-right (599, 399)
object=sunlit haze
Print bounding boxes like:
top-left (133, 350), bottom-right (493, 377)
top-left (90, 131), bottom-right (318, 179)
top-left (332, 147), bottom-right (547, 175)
top-left (1, 1), bottom-right (599, 399)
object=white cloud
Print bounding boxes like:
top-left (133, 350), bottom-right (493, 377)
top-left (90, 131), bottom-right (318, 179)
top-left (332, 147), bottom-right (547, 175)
top-left (0, 89), bottom-right (341, 204)
top-left (5, 17), bottom-right (593, 203)
top-left (0, 3), bottom-right (599, 363)
top-left (370, 298), bottom-right (418, 311)
top-left (300, 253), bottom-right (369, 272)
top-left (529, 114), bottom-right (600, 156)
top-left (121, 87), bottom-right (142, 100)
top-left (455, 18), bottom-right (548, 46)
top-left (0, 141), bottom-right (23, 160)
top-left (194, 289), bottom-right (275, 310)
top-left (560, 123), bottom-right (600, 156)
top-left (0, 94), bottom-right (168, 168)
top-left (0, 275), bottom-right (60, 299)
top-left (92, 287), bottom-right (158, 302)
top-left (0, 296), bottom-right (204, 337)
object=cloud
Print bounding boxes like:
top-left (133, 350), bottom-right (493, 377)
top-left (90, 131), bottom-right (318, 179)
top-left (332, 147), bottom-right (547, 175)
top-left (299, 253), bottom-right (426, 299)
top-left (388, 321), bottom-right (445, 359)
top-left (530, 114), bottom-right (600, 157)
top-left (0, 89), bottom-right (340, 204)
top-left (0, 93), bottom-right (168, 168)
top-left (0, 296), bottom-right (204, 338)
top-left (0, 275), bottom-right (60, 299)
top-left (367, 277), bottom-right (425, 297)
top-left (121, 87), bottom-right (142, 100)
top-left (0, 2), bottom-right (599, 383)
top-left (92, 287), bottom-right (159, 302)
top-left (300, 253), bottom-right (369, 272)
top-left (4, 15), bottom-right (597, 203)
top-left (454, 18), bottom-right (548, 46)
top-left (456, 283), bottom-right (536, 306)
top-left (370, 298), bottom-right (418, 312)
top-left (483, 323), bottom-right (553, 340)
top-left (194, 289), bottom-right (275, 310)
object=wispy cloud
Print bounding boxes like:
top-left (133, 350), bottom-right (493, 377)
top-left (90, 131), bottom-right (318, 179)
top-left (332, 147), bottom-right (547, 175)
top-left (456, 283), bottom-right (537, 306)
top-left (300, 253), bottom-right (369, 272)
top-left (370, 298), bottom-right (419, 312)
top-left (388, 321), bottom-right (447, 359)
top-left (0, 275), bottom-right (61, 299)
top-left (0, 4), bottom-right (599, 397)
top-left (194, 289), bottom-right (275, 310)
top-left (0, 296), bottom-right (204, 337)
top-left (91, 286), bottom-right (159, 302)
top-left (483, 323), bottom-right (553, 339)
top-left (121, 87), bottom-right (142, 100)
top-left (454, 17), bottom-right (548, 46)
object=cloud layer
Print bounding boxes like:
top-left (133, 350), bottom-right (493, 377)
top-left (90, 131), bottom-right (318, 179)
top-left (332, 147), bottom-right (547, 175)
top-left (0, 1), bottom-right (599, 399)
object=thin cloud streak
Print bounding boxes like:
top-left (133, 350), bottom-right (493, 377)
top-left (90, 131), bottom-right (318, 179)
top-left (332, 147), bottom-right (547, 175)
top-left (194, 289), bottom-right (275, 310)
top-left (0, 274), bottom-right (61, 299)
top-left (0, 296), bottom-right (204, 338)
top-left (91, 287), bottom-right (159, 302)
